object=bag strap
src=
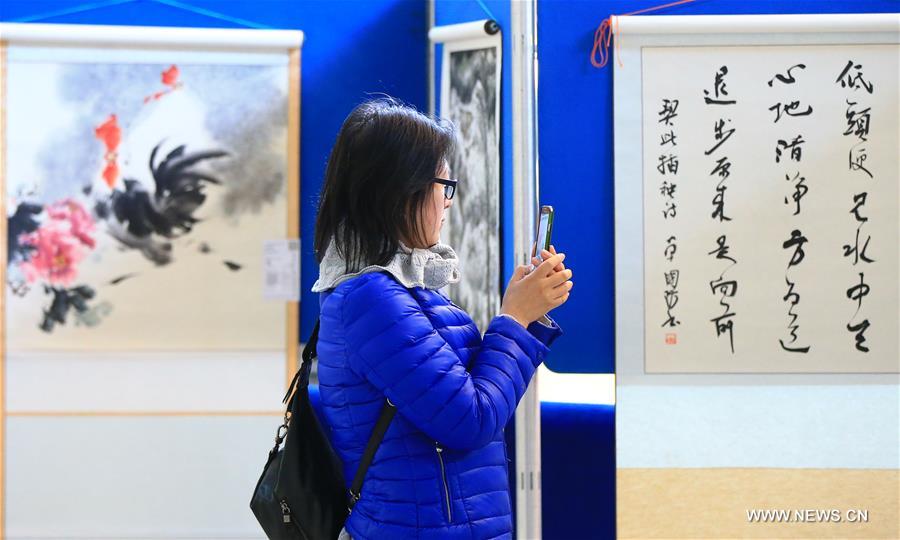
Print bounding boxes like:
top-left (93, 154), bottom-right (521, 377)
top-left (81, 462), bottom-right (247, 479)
top-left (280, 318), bottom-right (397, 509)
top-left (281, 319), bottom-right (321, 405)
top-left (270, 320), bottom-right (321, 455)
top-left (348, 398), bottom-right (396, 509)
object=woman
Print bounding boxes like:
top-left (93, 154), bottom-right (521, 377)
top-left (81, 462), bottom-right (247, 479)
top-left (311, 98), bottom-right (573, 539)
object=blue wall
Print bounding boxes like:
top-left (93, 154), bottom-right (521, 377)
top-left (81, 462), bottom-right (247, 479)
top-left (537, 0), bottom-right (899, 375)
top-left (0, 0), bottom-right (428, 342)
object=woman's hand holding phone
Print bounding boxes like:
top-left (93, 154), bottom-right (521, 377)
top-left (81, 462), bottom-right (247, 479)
top-left (531, 244), bottom-right (572, 319)
top-left (530, 244), bottom-right (566, 274)
top-left (500, 244), bottom-right (573, 328)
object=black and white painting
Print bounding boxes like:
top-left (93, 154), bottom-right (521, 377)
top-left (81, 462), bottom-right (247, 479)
top-left (441, 39), bottom-right (501, 333)
top-left (611, 38), bottom-right (898, 374)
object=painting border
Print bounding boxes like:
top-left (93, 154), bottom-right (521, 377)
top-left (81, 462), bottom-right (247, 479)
top-left (1, 37), bottom-right (8, 540)
top-left (286, 47), bottom-right (300, 387)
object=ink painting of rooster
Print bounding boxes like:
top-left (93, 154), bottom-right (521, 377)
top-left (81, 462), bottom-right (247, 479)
top-left (5, 57), bottom-right (291, 351)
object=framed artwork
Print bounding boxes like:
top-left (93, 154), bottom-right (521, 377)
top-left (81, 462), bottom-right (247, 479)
top-left (437, 23), bottom-right (502, 334)
top-left (1, 23), bottom-right (303, 529)
top-left (612, 14), bottom-right (899, 540)
top-left (613, 17), bottom-right (898, 375)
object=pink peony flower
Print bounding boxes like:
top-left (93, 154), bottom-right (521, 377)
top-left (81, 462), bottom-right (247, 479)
top-left (18, 223), bottom-right (88, 286)
top-left (45, 198), bottom-right (96, 248)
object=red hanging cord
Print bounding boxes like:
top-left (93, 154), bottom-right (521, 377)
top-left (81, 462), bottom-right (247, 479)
top-left (591, 0), bottom-right (699, 69)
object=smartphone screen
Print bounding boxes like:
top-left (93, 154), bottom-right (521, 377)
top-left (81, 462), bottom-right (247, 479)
top-left (535, 207), bottom-right (552, 261)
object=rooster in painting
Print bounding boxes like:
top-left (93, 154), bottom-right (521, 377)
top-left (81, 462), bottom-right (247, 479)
top-left (94, 141), bottom-right (229, 265)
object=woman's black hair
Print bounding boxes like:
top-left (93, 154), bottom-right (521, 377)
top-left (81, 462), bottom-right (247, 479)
top-left (313, 97), bottom-right (456, 271)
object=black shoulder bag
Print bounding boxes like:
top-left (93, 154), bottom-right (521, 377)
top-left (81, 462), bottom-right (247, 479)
top-left (250, 319), bottom-right (397, 539)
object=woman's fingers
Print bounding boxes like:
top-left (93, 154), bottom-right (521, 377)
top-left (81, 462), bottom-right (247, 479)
top-left (542, 247), bottom-right (565, 273)
top-left (536, 252), bottom-right (565, 277)
top-left (543, 246), bottom-right (572, 305)
top-left (551, 245), bottom-right (564, 272)
top-left (547, 268), bottom-right (573, 287)
top-left (551, 279), bottom-right (574, 299)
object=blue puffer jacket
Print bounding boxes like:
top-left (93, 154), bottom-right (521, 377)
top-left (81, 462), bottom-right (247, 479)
top-left (317, 271), bottom-right (562, 539)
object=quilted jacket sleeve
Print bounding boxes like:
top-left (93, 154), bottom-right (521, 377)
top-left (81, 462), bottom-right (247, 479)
top-left (499, 313), bottom-right (560, 348)
top-left (342, 274), bottom-right (562, 450)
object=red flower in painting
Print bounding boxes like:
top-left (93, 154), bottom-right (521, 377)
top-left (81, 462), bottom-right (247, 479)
top-left (95, 114), bottom-right (120, 152)
top-left (161, 65), bottom-right (179, 87)
top-left (144, 64), bottom-right (182, 103)
top-left (46, 198), bottom-right (97, 248)
top-left (94, 114), bottom-right (121, 189)
top-left (17, 198), bottom-right (97, 285)
top-left (18, 224), bottom-right (88, 286)
top-left (100, 161), bottom-right (120, 189)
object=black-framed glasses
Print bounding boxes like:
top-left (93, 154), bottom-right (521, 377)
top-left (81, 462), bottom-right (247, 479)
top-left (433, 177), bottom-right (458, 200)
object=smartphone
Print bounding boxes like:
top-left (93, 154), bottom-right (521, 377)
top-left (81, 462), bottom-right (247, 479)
top-left (534, 205), bottom-right (554, 262)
